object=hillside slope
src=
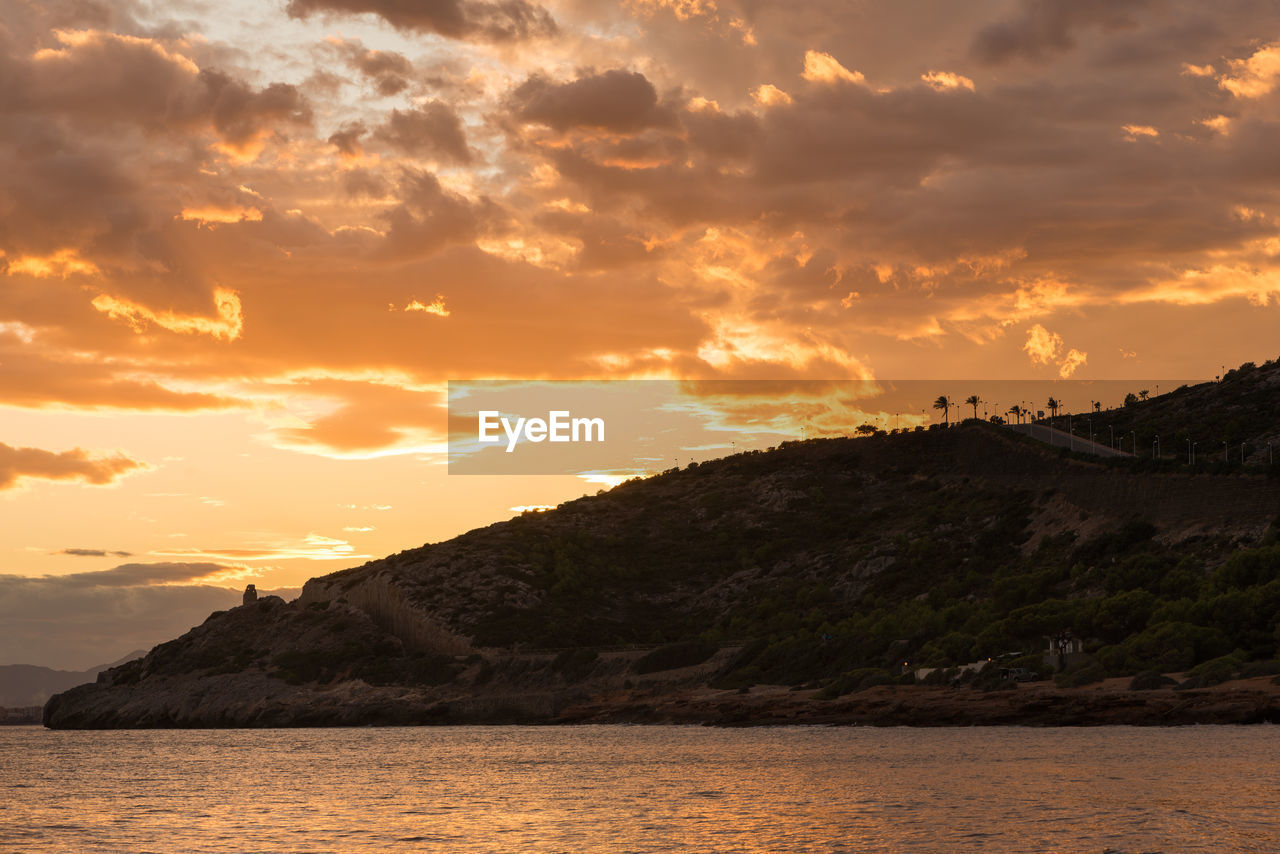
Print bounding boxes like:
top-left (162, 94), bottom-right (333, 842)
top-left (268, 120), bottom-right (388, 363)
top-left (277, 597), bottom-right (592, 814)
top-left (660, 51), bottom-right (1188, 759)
top-left (43, 364), bottom-right (1280, 727)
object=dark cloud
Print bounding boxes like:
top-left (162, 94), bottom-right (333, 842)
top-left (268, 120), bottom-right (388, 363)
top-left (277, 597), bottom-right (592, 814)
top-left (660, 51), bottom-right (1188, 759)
top-left (510, 69), bottom-right (677, 133)
top-left (331, 37), bottom-right (414, 96)
top-left (971, 0), bottom-right (1148, 65)
top-left (328, 121), bottom-right (367, 156)
top-left (379, 169), bottom-right (495, 258)
top-left (0, 442), bottom-right (145, 490)
top-left (56, 562), bottom-right (233, 587)
top-left (375, 103), bottom-right (474, 164)
top-left (58, 549), bottom-right (134, 558)
top-left (286, 0), bottom-right (557, 42)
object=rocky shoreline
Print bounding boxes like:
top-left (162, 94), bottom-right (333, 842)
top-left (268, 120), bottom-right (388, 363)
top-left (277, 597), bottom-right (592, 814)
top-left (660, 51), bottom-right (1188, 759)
top-left (44, 673), bottom-right (1280, 729)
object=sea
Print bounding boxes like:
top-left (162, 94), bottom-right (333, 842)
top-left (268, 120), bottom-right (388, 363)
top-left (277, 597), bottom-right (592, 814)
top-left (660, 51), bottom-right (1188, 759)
top-left (1, 724), bottom-right (1277, 852)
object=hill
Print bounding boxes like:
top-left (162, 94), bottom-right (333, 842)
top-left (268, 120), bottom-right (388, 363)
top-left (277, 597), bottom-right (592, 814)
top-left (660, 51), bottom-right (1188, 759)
top-left (1, 651), bottom-right (146, 708)
top-left (44, 363), bottom-right (1280, 728)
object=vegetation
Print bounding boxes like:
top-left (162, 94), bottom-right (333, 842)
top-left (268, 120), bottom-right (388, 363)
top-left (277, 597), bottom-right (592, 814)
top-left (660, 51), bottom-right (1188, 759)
top-left (303, 358), bottom-right (1280, 697)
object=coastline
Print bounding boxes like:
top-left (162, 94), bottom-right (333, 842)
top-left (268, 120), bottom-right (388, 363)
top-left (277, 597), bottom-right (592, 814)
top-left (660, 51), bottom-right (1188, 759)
top-left (43, 674), bottom-right (1280, 729)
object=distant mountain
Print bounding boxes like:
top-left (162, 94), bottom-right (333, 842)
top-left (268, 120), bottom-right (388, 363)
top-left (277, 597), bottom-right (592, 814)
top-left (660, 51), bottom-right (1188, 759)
top-left (43, 360), bottom-right (1280, 728)
top-left (1, 651), bottom-right (145, 707)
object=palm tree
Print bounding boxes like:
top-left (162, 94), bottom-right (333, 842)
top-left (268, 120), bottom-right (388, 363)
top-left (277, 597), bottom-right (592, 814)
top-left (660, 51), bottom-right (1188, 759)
top-left (1139, 389), bottom-right (1150, 401)
top-left (1007, 404), bottom-right (1023, 424)
top-left (933, 395), bottom-right (951, 426)
top-left (965, 394), bottom-right (981, 420)
top-left (1046, 397), bottom-right (1060, 420)
top-left (1093, 401), bottom-right (1101, 413)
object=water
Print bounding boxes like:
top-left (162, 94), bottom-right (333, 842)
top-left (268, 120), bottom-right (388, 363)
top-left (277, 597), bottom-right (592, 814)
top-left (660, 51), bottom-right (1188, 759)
top-left (2, 725), bottom-right (1278, 852)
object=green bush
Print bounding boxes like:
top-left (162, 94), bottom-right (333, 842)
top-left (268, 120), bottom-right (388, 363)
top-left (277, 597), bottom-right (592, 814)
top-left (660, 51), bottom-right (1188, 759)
top-left (1176, 651), bottom-right (1245, 689)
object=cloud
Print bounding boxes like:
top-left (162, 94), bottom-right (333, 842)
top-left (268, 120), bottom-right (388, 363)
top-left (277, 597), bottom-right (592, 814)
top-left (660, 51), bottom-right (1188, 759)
top-left (58, 548), bottom-right (134, 558)
top-left (285, 0), bottom-right (557, 42)
top-left (971, 0), bottom-right (1148, 65)
top-left (0, 442), bottom-right (146, 490)
top-left (1023, 324), bottom-right (1087, 377)
top-left (91, 287), bottom-right (244, 340)
top-left (329, 37), bottom-right (414, 96)
top-left (921, 70), bottom-right (975, 92)
top-left (1023, 323), bottom-right (1063, 365)
top-left (801, 50), bottom-right (865, 85)
top-left (54, 562), bottom-right (243, 588)
top-left (402, 296), bottom-right (451, 317)
top-left (375, 103), bottom-right (474, 164)
top-left (509, 69), bottom-right (676, 133)
top-left (1218, 42), bottom-right (1280, 98)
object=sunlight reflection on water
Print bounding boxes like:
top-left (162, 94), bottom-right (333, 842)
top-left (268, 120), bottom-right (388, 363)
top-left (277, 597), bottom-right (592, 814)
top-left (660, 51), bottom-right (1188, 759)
top-left (2, 725), bottom-right (1279, 852)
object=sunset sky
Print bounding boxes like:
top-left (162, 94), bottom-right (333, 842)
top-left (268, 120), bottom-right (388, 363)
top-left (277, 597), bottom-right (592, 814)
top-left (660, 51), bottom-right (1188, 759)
top-left (4, 0), bottom-right (1280, 667)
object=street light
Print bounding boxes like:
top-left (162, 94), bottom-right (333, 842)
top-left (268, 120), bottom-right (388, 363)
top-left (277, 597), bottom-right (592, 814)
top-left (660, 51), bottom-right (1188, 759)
top-left (1154, 434), bottom-right (1160, 459)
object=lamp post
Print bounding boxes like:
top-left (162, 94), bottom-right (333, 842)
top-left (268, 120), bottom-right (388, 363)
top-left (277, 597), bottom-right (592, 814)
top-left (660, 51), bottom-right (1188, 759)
top-left (1154, 434), bottom-right (1160, 459)
top-left (1087, 417), bottom-right (1093, 446)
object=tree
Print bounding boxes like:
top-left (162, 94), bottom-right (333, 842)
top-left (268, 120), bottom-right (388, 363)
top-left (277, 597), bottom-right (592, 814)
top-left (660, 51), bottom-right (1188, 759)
top-left (933, 395), bottom-right (951, 426)
top-left (965, 394), bottom-right (981, 420)
top-left (1093, 401), bottom-right (1101, 413)
top-left (1139, 389), bottom-right (1150, 401)
top-left (1007, 404), bottom-right (1023, 424)
top-left (1046, 397), bottom-right (1060, 420)
top-left (855, 423), bottom-right (877, 436)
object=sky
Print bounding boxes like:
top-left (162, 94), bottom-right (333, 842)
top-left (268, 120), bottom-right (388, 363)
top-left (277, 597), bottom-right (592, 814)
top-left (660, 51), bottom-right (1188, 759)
top-left (3, 0), bottom-right (1280, 667)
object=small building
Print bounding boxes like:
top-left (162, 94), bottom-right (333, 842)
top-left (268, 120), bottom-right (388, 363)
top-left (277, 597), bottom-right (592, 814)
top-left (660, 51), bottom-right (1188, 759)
top-left (243, 584), bottom-right (258, 605)
top-left (1044, 630), bottom-right (1086, 670)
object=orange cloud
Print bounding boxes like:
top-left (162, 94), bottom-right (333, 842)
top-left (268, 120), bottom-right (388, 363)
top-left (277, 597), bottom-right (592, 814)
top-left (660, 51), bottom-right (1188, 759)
top-left (0, 443), bottom-right (147, 490)
top-left (179, 206), bottom-right (264, 225)
top-left (403, 296), bottom-right (451, 317)
top-left (1219, 42), bottom-right (1280, 98)
top-left (921, 70), bottom-right (975, 92)
top-left (91, 288), bottom-right (244, 340)
top-left (802, 50), bottom-right (865, 85)
top-left (4, 249), bottom-right (100, 278)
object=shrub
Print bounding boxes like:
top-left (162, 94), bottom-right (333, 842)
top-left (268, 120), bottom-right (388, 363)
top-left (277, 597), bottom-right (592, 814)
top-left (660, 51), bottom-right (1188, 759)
top-left (1129, 671), bottom-right (1176, 691)
top-left (1055, 660), bottom-right (1106, 688)
top-left (817, 667), bottom-right (893, 699)
top-left (1176, 651), bottom-right (1245, 690)
top-left (551, 647), bottom-right (598, 680)
top-left (633, 641), bottom-right (717, 675)
top-left (1238, 659), bottom-right (1280, 678)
